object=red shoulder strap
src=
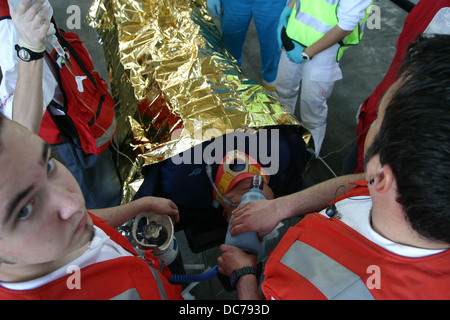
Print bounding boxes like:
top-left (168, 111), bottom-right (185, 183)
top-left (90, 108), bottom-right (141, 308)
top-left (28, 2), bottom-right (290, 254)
top-left (0, 0), bottom-right (11, 20)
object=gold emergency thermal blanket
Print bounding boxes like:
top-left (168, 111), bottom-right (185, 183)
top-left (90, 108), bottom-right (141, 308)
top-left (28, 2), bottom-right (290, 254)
top-left (87, 0), bottom-right (308, 202)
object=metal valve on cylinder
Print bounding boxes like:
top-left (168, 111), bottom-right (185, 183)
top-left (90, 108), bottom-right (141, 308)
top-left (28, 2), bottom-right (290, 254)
top-left (131, 212), bottom-right (178, 266)
top-left (136, 220), bottom-right (169, 247)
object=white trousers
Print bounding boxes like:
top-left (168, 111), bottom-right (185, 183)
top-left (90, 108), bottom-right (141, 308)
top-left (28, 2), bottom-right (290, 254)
top-left (275, 44), bottom-right (343, 155)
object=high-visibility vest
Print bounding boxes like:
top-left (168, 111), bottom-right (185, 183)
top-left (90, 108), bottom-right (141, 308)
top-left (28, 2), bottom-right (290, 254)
top-left (0, 1), bottom-right (116, 155)
top-left (0, 213), bottom-right (183, 300)
top-left (262, 180), bottom-right (450, 300)
top-left (286, 0), bottom-right (372, 61)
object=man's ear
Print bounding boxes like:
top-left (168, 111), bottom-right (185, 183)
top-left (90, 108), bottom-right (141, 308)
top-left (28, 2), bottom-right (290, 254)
top-left (366, 154), bottom-right (394, 194)
top-left (373, 163), bottom-right (395, 194)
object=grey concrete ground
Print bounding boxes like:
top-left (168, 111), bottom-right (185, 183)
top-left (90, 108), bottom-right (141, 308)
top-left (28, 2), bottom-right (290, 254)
top-left (49, 0), bottom-right (409, 300)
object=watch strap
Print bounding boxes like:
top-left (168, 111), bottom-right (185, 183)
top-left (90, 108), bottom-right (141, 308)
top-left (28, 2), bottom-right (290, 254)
top-left (230, 266), bottom-right (257, 289)
top-left (15, 44), bottom-right (45, 62)
top-left (17, 39), bottom-right (45, 54)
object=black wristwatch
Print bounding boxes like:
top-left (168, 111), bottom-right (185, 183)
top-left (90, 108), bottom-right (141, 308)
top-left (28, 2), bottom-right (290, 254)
top-left (230, 266), bottom-right (257, 289)
top-left (15, 44), bottom-right (44, 62)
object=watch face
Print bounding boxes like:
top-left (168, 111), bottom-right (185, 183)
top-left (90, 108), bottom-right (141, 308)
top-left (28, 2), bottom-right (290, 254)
top-left (18, 48), bottom-right (31, 61)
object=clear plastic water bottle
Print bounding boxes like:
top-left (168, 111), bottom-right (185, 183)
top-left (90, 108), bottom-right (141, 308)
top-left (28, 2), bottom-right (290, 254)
top-left (225, 175), bottom-right (266, 257)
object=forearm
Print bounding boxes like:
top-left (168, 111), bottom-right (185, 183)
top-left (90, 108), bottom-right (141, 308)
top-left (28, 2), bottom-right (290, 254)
top-left (10, 0), bottom-right (51, 133)
top-left (90, 199), bottom-right (145, 228)
top-left (90, 196), bottom-right (179, 229)
top-left (13, 58), bottom-right (44, 133)
top-left (217, 244), bottom-right (260, 299)
top-left (304, 25), bottom-right (352, 58)
top-left (277, 173), bottom-right (364, 220)
top-left (236, 274), bottom-right (261, 300)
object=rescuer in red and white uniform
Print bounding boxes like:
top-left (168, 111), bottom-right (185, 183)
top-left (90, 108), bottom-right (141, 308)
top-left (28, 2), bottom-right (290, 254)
top-left (0, 116), bottom-right (182, 300)
top-left (0, 1), bottom-right (182, 299)
top-left (217, 34), bottom-right (450, 300)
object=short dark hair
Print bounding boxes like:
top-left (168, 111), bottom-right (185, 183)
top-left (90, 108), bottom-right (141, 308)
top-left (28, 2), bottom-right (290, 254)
top-left (364, 34), bottom-right (450, 244)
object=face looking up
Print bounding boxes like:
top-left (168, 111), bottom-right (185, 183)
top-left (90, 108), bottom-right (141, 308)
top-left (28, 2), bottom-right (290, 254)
top-left (0, 120), bottom-right (93, 280)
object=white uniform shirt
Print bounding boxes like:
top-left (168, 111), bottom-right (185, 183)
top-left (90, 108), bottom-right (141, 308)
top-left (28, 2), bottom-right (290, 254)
top-left (337, 0), bottom-right (373, 31)
top-left (319, 196), bottom-right (445, 258)
top-left (0, 226), bottom-right (133, 291)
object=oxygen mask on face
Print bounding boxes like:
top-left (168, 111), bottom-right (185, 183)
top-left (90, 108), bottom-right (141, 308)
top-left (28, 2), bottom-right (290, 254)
top-left (224, 175), bottom-right (267, 257)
